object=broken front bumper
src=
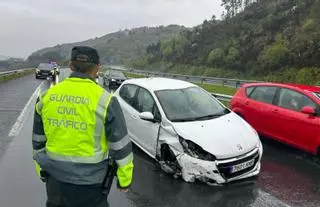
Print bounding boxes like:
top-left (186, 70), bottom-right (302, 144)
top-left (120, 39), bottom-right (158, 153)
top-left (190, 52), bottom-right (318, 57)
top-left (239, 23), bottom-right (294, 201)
top-left (170, 146), bottom-right (262, 185)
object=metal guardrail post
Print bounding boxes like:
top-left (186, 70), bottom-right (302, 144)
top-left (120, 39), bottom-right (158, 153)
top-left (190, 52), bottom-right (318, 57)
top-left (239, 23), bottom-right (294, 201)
top-left (235, 81), bottom-right (240, 88)
top-left (222, 80), bottom-right (226, 86)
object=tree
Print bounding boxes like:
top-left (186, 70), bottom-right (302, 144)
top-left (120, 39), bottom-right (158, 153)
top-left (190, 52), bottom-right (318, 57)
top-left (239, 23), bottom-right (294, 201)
top-left (295, 68), bottom-right (317, 84)
top-left (207, 48), bottom-right (224, 66)
top-left (225, 47), bottom-right (240, 65)
top-left (259, 34), bottom-right (291, 71)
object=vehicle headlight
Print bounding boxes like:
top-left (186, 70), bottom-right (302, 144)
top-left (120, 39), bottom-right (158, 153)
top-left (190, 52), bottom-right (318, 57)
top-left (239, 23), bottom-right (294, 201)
top-left (36, 69), bottom-right (40, 73)
top-left (51, 70), bottom-right (55, 75)
top-left (111, 79), bottom-right (116, 81)
top-left (179, 137), bottom-right (216, 161)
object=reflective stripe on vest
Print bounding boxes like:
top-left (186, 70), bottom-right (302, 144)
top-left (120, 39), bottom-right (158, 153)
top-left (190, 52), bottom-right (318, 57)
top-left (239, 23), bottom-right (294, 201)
top-left (47, 150), bottom-right (108, 163)
top-left (94, 92), bottom-right (111, 155)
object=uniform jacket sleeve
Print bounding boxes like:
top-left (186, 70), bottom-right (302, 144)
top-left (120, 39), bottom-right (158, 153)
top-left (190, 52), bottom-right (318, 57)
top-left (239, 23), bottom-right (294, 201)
top-left (32, 97), bottom-right (47, 177)
top-left (105, 96), bottom-right (134, 189)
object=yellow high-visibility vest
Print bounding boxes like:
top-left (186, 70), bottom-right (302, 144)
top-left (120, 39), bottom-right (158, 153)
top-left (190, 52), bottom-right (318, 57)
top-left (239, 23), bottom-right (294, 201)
top-left (37, 77), bottom-right (112, 164)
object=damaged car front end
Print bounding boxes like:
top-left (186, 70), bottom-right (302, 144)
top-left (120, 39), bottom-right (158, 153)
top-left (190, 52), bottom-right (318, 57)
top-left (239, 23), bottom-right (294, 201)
top-left (156, 123), bottom-right (263, 185)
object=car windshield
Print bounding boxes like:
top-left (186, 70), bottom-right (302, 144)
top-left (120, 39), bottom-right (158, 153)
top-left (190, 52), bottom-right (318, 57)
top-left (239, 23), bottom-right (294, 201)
top-left (38, 63), bottom-right (53, 71)
top-left (107, 71), bottom-right (125, 79)
top-left (155, 86), bottom-right (229, 122)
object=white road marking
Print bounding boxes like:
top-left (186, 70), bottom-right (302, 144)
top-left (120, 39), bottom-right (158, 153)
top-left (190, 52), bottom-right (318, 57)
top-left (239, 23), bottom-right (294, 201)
top-left (8, 82), bottom-right (44, 137)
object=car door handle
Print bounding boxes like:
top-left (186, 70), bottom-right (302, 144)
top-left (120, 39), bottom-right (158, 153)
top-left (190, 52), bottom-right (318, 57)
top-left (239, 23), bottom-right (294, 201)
top-left (132, 114), bottom-right (138, 119)
top-left (272, 109), bottom-right (279, 113)
top-left (245, 101), bottom-right (249, 105)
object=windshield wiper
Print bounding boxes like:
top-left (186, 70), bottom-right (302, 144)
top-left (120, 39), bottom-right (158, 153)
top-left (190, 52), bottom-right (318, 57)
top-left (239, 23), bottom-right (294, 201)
top-left (171, 117), bottom-right (198, 122)
top-left (193, 114), bottom-right (223, 121)
top-left (193, 109), bottom-right (230, 121)
top-left (171, 109), bottom-right (231, 122)
top-left (171, 114), bottom-right (220, 122)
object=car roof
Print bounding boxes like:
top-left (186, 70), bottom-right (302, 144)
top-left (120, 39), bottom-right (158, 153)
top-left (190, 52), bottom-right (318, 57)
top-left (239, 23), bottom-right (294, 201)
top-left (123, 77), bottom-right (196, 91)
top-left (243, 82), bottom-right (320, 93)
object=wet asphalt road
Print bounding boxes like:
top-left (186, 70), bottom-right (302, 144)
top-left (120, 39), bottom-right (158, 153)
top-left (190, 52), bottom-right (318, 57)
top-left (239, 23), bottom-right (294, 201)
top-left (0, 70), bottom-right (319, 207)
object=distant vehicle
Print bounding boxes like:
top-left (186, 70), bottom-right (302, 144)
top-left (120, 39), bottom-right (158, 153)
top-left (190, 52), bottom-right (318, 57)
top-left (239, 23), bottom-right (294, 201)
top-left (103, 70), bottom-right (127, 88)
top-left (114, 78), bottom-right (263, 185)
top-left (35, 63), bottom-right (56, 79)
top-left (231, 83), bottom-right (320, 156)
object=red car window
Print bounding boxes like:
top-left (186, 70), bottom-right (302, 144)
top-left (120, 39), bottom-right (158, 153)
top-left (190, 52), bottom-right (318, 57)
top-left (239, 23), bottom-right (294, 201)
top-left (277, 88), bottom-right (317, 112)
top-left (248, 86), bottom-right (277, 104)
top-left (245, 86), bottom-right (255, 97)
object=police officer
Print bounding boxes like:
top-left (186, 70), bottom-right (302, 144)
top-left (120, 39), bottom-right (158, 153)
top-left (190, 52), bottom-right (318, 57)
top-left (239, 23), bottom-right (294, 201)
top-left (32, 46), bottom-right (134, 207)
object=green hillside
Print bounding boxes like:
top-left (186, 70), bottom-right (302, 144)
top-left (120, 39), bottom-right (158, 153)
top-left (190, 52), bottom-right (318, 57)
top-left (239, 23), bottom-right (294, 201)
top-left (28, 25), bottom-right (186, 65)
top-left (135, 0), bottom-right (320, 85)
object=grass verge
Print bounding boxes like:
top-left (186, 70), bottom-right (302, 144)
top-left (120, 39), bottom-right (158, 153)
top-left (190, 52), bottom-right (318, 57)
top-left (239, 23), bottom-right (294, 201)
top-left (0, 69), bottom-right (34, 83)
top-left (194, 83), bottom-right (237, 96)
top-left (123, 72), bottom-right (146, 79)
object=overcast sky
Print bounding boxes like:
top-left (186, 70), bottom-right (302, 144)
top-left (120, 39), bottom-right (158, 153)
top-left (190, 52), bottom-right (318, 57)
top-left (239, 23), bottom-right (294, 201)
top-left (0, 0), bottom-right (223, 58)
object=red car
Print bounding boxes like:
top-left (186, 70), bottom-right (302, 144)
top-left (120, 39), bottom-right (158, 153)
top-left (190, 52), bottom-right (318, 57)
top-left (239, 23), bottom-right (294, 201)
top-left (231, 83), bottom-right (320, 155)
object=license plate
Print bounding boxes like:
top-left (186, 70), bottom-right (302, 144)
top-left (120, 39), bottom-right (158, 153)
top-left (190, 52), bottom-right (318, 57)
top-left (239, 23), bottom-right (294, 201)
top-left (231, 159), bottom-right (255, 173)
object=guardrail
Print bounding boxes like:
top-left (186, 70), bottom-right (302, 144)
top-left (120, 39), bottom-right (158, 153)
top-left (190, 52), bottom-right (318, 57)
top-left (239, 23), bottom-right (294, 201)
top-left (212, 93), bottom-right (233, 102)
top-left (108, 66), bottom-right (261, 88)
top-left (0, 69), bottom-right (32, 76)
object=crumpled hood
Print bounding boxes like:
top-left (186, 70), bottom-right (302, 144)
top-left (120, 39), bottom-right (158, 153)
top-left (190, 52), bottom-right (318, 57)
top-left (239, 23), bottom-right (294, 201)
top-left (172, 112), bottom-right (259, 159)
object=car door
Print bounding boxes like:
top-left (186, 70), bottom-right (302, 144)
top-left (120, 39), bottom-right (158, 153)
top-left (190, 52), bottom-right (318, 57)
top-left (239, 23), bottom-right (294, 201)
top-left (117, 84), bottom-right (142, 147)
top-left (132, 87), bottom-right (161, 157)
top-left (243, 86), bottom-right (277, 134)
top-left (271, 87), bottom-right (319, 153)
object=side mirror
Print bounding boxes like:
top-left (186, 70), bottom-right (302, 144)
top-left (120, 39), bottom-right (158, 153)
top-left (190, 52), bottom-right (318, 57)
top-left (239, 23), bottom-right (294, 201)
top-left (139, 112), bottom-right (155, 122)
top-left (301, 106), bottom-right (316, 115)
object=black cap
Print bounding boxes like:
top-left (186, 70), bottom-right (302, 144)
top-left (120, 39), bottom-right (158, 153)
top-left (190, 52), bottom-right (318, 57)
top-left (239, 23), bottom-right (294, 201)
top-left (71, 46), bottom-right (100, 64)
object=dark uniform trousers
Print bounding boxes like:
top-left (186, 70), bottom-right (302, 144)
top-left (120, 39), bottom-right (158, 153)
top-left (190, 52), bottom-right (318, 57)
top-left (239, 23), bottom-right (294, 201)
top-left (46, 176), bottom-right (109, 207)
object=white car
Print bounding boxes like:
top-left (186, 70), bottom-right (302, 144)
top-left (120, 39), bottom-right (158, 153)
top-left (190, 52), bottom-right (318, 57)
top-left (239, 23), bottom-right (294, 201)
top-left (114, 78), bottom-right (263, 185)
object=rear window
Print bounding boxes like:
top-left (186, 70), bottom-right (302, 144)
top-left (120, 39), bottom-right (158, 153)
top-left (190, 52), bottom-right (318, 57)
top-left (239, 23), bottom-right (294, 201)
top-left (119, 84), bottom-right (138, 107)
top-left (38, 63), bottom-right (53, 70)
top-left (248, 86), bottom-right (277, 104)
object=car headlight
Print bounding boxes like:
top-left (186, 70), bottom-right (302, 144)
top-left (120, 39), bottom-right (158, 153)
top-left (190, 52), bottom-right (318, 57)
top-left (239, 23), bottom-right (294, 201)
top-left (111, 79), bottom-right (116, 82)
top-left (179, 137), bottom-right (216, 161)
top-left (36, 69), bottom-right (40, 73)
top-left (51, 70), bottom-right (55, 75)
